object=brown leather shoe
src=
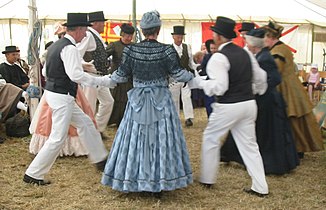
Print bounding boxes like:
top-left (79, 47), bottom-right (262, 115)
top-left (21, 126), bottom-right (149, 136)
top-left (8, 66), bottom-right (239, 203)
top-left (23, 174), bottom-right (51, 186)
top-left (243, 188), bottom-right (268, 197)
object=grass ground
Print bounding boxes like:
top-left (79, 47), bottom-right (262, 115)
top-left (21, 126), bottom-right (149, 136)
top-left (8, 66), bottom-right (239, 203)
top-left (0, 108), bottom-right (325, 210)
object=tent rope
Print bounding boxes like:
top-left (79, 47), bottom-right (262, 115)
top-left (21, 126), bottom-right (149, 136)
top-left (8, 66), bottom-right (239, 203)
top-left (27, 20), bottom-right (42, 98)
top-left (27, 20), bottom-right (42, 65)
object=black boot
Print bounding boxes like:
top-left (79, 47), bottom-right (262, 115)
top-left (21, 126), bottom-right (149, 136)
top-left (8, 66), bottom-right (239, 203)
top-left (185, 119), bottom-right (193, 127)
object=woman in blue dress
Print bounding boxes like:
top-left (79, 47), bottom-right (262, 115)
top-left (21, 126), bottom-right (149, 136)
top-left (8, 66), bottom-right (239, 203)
top-left (101, 11), bottom-right (194, 193)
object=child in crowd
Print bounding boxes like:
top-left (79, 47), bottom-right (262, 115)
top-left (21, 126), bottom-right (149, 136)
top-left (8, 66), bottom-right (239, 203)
top-left (306, 64), bottom-right (321, 101)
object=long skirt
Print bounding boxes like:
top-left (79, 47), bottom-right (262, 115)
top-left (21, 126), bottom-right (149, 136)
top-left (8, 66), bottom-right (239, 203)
top-left (102, 87), bottom-right (193, 192)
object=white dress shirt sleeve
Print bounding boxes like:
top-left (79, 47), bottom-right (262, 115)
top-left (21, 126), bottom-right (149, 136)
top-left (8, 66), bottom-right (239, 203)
top-left (195, 52), bottom-right (230, 97)
top-left (61, 45), bottom-right (103, 87)
top-left (42, 63), bottom-right (47, 78)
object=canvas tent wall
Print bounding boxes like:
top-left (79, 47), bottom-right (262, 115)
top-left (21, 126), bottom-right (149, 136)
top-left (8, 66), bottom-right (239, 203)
top-left (0, 0), bottom-right (326, 69)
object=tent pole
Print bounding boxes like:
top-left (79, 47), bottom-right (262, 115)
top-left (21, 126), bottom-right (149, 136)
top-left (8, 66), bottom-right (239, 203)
top-left (132, 0), bottom-right (136, 42)
top-left (311, 24), bottom-right (314, 63)
top-left (28, 0), bottom-right (39, 120)
top-left (9, 18), bottom-right (12, 44)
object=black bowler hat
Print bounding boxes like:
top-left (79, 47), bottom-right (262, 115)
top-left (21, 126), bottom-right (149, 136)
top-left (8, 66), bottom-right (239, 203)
top-left (88, 11), bottom-right (108, 23)
top-left (171, 26), bottom-right (186, 35)
top-left (2, 46), bottom-right (20, 54)
top-left (210, 16), bottom-right (236, 39)
top-left (239, 22), bottom-right (255, 32)
top-left (63, 13), bottom-right (92, 27)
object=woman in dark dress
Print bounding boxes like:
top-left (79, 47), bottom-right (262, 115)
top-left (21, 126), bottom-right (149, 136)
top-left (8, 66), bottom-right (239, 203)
top-left (221, 28), bottom-right (299, 175)
top-left (107, 24), bottom-right (135, 126)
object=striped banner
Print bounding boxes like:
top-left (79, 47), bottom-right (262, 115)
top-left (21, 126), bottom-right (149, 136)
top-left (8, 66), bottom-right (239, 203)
top-left (100, 22), bottom-right (122, 43)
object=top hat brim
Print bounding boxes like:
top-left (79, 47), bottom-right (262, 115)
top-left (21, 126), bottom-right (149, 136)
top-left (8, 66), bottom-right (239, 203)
top-left (238, 29), bottom-right (249, 32)
top-left (2, 50), bottom-right (20, 54)
top-left (210, 26), bottom-right (236, 39)
top-left (63, 22), bottom-right (92, 27)
top-left (89, 18), bottom-right (108, 22)
top-left (171, 32), bottom-right (186, 35)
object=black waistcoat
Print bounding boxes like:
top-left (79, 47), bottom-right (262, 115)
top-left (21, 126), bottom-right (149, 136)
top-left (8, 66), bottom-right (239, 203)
top-left (45, 38), bottom-right (78, 97)
top-left (83, 30), bottom-right (109, 75)
top-left (179, 43), bottom-right (192, 71)
top-left (217, 43), bottom-right (254, 103)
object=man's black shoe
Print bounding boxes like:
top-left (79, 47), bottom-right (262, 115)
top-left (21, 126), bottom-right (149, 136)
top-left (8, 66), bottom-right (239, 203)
top-left (199, 182), bottom-right (213, 188)
top-left (185, 119), bottom-right (193, 127)
top-left (23, 174), bottom-right (51, 186)
top-left (95, 159), bottom-right (107, 172)
top-left (243, 188), bottom-right (268, 197)
top-left (0, 136), bottom-right (5, 144)
top-left (100, 132), bottom-right (108, 141)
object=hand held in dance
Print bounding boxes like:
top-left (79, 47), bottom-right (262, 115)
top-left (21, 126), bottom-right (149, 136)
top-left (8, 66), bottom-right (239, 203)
top-left (188, 74), bottom-right (204, 89)
top-left (99, 75), bottom-right (117, 88)
top-left (82, 60), bottom-right (96, 73)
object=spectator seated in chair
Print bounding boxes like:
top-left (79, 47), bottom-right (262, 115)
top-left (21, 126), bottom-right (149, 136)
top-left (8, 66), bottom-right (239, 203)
top-left (306, 64), bottom-right (322, 102)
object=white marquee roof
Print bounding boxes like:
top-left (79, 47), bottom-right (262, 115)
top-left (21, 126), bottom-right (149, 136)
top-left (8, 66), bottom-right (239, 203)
top-left (0, 0), bottom-right (326, 26)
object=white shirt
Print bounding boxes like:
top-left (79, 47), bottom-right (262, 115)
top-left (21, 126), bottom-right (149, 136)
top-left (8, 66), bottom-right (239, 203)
top-left (4, 60), bottom-right (14, 66)
top-left (197, 41), bottom-right (267, 97)
top-left (42, 34), bottom-right (104, 87)
top-left (172, 42), bottom-right (198, 70)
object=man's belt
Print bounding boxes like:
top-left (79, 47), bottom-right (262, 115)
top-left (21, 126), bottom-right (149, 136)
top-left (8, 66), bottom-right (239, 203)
top-left (94, 71), bottom-right (108, 76)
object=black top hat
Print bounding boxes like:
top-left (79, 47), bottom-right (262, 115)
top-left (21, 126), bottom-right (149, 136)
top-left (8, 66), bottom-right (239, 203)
top-left (171, 26), bottom-right (186, 35)
top-left (210, 16), bottom-right (236, 39)
top-left (239, 22), bottom-right (255, 32)
top-left (63, 13), bottom-right (92, 27)
top-left (120, 23), bottom-right (135, 34)
top-left (2, 46), bottom-right (20, 54)
top-left (88, 11), bottom-right (108, 23)
top-left (246, 28), bottom-right (265, 38)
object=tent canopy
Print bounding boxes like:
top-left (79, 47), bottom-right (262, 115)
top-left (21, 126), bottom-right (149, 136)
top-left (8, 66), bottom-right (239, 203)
top-left (0, 0), bottom-right (325, 69)
top-left (0, 0), bottom-right (326, 26)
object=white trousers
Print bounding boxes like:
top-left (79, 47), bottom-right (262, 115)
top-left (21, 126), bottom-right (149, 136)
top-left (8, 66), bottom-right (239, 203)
top-left (169, 82), bottom-right (194, 119)
top-left (83, 85), bottom-right (114, 132)
top-left (25, 90), bottom-right (108, 180)
top-left (200, 100), bottom-right (268, 194)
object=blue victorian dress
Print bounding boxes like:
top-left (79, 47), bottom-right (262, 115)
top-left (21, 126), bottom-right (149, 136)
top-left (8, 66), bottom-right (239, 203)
top-left (101, 39), bottom-right (194, 192)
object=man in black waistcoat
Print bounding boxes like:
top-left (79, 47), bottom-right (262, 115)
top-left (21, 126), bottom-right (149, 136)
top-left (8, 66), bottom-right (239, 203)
top-left (23, 13), bottom-right (116, 185)
top-left (169, 25), bottom-right (198, 127)
top-left (78, 11), bottom-right (114, 139)
top-left (189, 16), bottom-right (269, 197)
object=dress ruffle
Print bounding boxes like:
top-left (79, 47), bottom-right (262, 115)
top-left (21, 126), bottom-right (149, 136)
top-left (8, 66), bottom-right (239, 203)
top-left (29, 134), bottom-right (88, 157)
top-left (29, 86), bottom-right (95, 156)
